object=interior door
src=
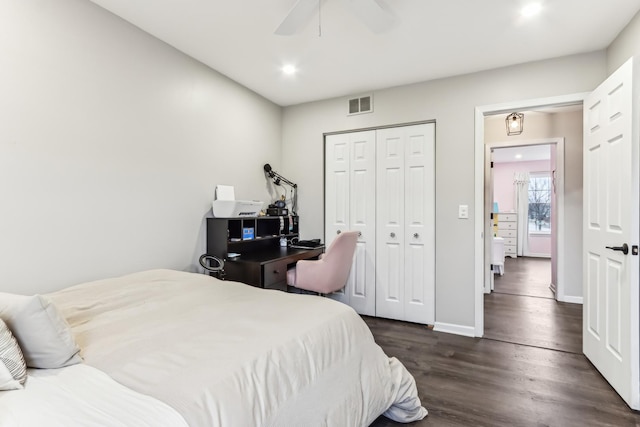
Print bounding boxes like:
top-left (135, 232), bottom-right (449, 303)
top-left (402, 124), bottom-right (435, 324)
top-left (376, 127), bottom-right (406, 320)
top-left (346, 130), bottom-right (376, 316)
top-left (376, 124), bottom-right (435, 323)
top-left (325, 131), bottom-right (376, 315)
top-left (583, 57), bottom-right (639, 410)
top-left (325, 133), bottom-right (351, 306)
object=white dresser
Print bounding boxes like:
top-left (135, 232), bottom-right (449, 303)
top-left (496, 212), bottom-right (517, 258)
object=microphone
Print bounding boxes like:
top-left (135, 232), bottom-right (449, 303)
top-left (263, 163), bottom-right (276, 178)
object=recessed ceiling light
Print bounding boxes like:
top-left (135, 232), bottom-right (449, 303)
top-left (521, 3), bottom-right (542, 18)
top-left (282, 64), bottom-right (297, 76)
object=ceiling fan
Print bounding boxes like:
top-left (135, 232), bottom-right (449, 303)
top-left (275, 0), bottom-right (396, 36)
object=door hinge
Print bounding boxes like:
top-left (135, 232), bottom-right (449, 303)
top-left (490, 213), bottom-right (494, 220)
top-left (491, 161), bottom-right (494, 168)
top-left (490, 263), bottom-right (494, 271)
top-left (632, 245), bottom-right (639, 256)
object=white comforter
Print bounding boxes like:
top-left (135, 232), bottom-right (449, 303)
top-left (49, 269), bottom-right (427, 426)
top-left (0, 364), bottom-right (188, 427)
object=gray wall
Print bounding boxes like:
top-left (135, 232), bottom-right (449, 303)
top-left (282, 53), bottom-right (606, 329)
top-left (0, 0), bottom-right (282, 294)
top-left (607, 10), bottom-right (640, 74)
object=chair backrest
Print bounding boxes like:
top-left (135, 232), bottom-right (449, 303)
top-left (295, 231), bottom-right (359, 294)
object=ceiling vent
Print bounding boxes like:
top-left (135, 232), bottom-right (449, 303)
top-left (348, 95), bottom-right (373, 115)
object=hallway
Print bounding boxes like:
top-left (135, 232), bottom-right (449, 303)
top-left (484, 256), bottom-right (582, 353)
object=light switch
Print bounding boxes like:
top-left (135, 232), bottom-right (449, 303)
top-left (458, 204), bottom-right (469, 219)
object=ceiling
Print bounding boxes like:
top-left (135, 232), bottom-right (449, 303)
top-left (87, 0), bottom-right (640, 106)
top-left (493, 144), bottom-right (550, 163)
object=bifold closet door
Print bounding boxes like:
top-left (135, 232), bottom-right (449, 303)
top-left (325, 131), bottom-right (376, 316)
top-left (376, 123), bottom-right (435, 324)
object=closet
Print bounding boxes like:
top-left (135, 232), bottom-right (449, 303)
top-left (325, 123), bottom-right (435, 324)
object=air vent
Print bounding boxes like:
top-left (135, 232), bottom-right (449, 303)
top-left (347, 94), bottom-right (373, 115)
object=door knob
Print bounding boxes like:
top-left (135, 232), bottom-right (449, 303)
top-left (414, 233), bottom-right (419, 238)
top-left (337, 230), bottom-right (341, 234)
top-left (358, 231), bottom-right (362, 237)
top-left (390, 232), bottom-right (396, 238)
top-left (605, 243), bottom-right (629, 255)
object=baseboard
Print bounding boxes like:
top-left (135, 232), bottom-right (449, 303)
top-left (524, 252), bottom-right (551, 258)
top-left (560, 295), bottom-right (583, 304)
top-left (433, 322), bottom-right (476, 337)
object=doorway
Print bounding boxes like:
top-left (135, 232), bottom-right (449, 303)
top-left (473, 92), bottom-right (587, 336)
top-left (487, 141), bottom-right (559, 299)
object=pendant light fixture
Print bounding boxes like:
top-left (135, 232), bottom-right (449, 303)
top-left (506, 112), bottom-right (524, 135)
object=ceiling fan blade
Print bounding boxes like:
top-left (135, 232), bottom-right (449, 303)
top-left (275, 0), bottom-right (320, 36)
top-left (344, 0), bottom-right (396, 33)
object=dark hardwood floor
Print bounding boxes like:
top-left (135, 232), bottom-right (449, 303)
top-left (367, 257), bottom-right (640, 426)
top-left (494, 256), bottom-right (554, 299)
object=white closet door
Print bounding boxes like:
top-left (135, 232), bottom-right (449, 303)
top-left (325, 131), bottom-right (376, 315)
top-left (376, 124), bottom-right (435, 324)
top-left (325, 133), bottom-right (351, 305)
top-left (403, 124), bottom-right (435, 324)
top-left (376, 127), bottom-right (406, 320)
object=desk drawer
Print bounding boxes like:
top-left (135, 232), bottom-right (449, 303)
top-left (263, 260), bottom-right (288, 287)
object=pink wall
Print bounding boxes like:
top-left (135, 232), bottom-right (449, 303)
top-left (493, 159), bottom-right (551, 256)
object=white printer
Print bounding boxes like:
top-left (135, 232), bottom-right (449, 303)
top-left (211, 185), bottom-right (262, 217)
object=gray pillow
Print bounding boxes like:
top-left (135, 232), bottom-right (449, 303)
top-left (0, 319), bottom-right (26, 390)
top-left (0, 293), bottom-right (81, 369)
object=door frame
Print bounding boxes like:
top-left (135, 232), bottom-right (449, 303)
top-left (473, 93), bottom-right (589, 337)
top-left (484, 138), bottom-right (564, 298)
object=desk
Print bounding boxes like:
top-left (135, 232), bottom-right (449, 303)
top-left (206, 216), bottom-right (323, 291)
top-left (222, 247), bottom-right (324, 291)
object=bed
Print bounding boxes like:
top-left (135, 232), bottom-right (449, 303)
top-left (0, 269), bottom-right (427, 426)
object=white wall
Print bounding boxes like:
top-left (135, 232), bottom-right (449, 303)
top-left (0, 0), bottom-right (282, 294)
top-left (282, 52), bottom-right (605, 329)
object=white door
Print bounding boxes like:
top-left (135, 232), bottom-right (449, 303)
top-left (376, 124), bottom-right (435, 324)
top-left (325, 131), bottom-right (376, 315)
top-left (376, 127), bottom-right (406, 320)
top-left (583, 57), bottom-right (639, 410)
top-left (403, 124), bottom-right (435, 324)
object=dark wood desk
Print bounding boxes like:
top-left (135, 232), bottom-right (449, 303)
top-left (206, 217), bottom-right (323, 291)
top-left (222, 247), bottom-right (324, 291)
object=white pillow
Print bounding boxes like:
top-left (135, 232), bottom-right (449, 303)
top-left (0, 319), bottom-right (26, 390)
top-left (0, 293), bottom-right (81, 369)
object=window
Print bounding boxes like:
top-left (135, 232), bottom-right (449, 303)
top-left (528, 172), bottom-right (551, 234)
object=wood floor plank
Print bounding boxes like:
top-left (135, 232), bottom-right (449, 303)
top-left (367, 257), bottom-right (639, 426)
top-left (365, 317), bottom-right (640, 427)
top-left (494, 257), bottom-right (554, 299)
top-left (484, 292), bottom-right (582, 353)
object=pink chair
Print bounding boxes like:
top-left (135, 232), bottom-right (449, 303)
top-left (287, 231), bottom-right (359, 294)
